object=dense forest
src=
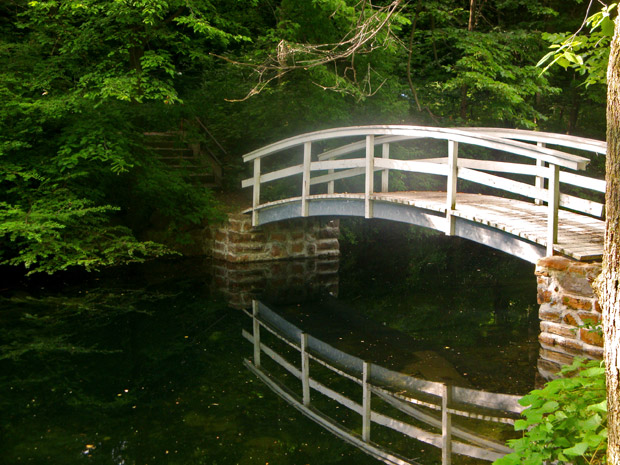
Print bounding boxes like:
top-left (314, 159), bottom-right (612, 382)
top-left (0, 0), bottom-right (609, 275)
top-left (4, 2), bottom-right (620, 464)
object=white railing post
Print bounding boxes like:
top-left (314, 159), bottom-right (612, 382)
top-left (362, 361), bottom-right (371, 442)
top-left (446, 140), bottom-right (458, 235)
top-left (301, 142), bottom-right (312, 217)
top-left (535, 142), bottom-right (546, 205)
top-left (301, 333), bottom-right (310, 406)
top-left (252, 300), bottom-right (261, 368)
top-left (547, 163), bottom-right (560, 256)
top-left (442, 384), bottom-right (453, 465)
top-left (381, 143), bottom-right (390, 193)
top-left (252, 158), bottom-right (261, 226)
top-left (365, 135), bottom-right (375, 218)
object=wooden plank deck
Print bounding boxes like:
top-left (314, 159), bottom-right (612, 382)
top-left (248, 191), bottom-right (604, 261)
top-left (371, 191), bottom-right (604, 261)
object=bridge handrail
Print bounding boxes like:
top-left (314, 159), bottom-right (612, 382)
top-left (241, 125), bottom-right (606, 256)
top-left (317, 130), bottom-right (605, 162)
top-left (242, 156), bottom-right (604, 217)
top-left (457, 128), bottom-right (606, 155)
top-left (242, 125), bottom-right (590, 170)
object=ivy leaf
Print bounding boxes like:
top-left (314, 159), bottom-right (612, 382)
top-left (601, 16), bottom-right (616, 36)
top-left (514, 419), bottom-right (529, 431)
top-left (563, 442), bottom-right (589, 456)
top-left (588, 399), bottom-right (607, 413)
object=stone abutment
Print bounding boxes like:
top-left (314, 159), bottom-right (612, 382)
top-left (536, 256), bottom-right (603, 378)
top-left (209, 214), bottom-right (339, 263)
top-left (207, 214), bottom-right (340, 308)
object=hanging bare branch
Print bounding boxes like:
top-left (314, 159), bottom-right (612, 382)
top-left (212, 0), bottom-right (404, 101)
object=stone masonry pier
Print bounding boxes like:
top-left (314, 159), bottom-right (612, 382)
top-left (210, 214), bottom-right (339, 263)
top-left (536, 256), bottom-right (603, 378)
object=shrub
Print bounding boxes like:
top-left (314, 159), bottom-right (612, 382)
top-left (495, 358), bottom-right (607, 465)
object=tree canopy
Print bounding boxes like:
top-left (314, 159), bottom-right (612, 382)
top-left (0, 0), bottom-right (608, 275)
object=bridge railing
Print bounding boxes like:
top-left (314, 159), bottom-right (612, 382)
top-left (241, 126), bottom-right (606, 255)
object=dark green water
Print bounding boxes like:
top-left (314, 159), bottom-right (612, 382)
top-left (0, 228), bottom-right (539, 465)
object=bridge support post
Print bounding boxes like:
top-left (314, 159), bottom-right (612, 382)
top-left (252, 300), bottom-right (261, 368)
top-left (546, 164), bottom-right (560, 256)
top-left (301, 333), bottom-right (311, 406)
top-left (328, 169), bottom-right (335, 194)
top-left (365, 135), bottom-right (375, 218)
top-left (301, 142), bottom-right (312, 217)
top-left (381, 143), bottom-right (390, 193)
top-left (252, 158), bottom-right (261, 226)
top-left (441, 384), bottom-right (453, 465)
top-left (535, 142), bottom-right (546, 206)
top-left (446, 140), bottom-right (458, 236)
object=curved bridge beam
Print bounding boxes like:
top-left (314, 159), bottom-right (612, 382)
top-left (250, 195), bottom-right (548, 263)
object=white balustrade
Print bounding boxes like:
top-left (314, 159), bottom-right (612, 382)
top-left (241, 126), bottom-right (605, 257)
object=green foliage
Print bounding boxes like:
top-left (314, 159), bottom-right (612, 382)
top-left (398, 0), bottom-right (566, 127)
top-left (0, 197), bottom-right (172, 275)
top-left (440, 30), bottom-right (553, 127)
top-left (0, 0), bottom-right (236, 275)
top-left (495, 358), bottom-right (607, 465)
top-left (538, 3), bottom-right (616, 86)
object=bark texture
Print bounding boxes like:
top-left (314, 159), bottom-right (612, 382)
top-left (603, 16), bottom-right (620, 465)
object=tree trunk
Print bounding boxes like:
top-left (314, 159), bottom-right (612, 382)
top-left (460, 0), bottom-right (476, 121)
top-left (406, 0), bottom-right (423, 112)
top-left (468, 0), bottom-right (476, 31)
top-left (602, 15), bottom-right (620, 465)
top-left (568, 80), bottom-right (581, 134)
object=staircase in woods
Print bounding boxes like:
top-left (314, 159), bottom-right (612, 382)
top-left (144, 118), bottom-right (224, 187)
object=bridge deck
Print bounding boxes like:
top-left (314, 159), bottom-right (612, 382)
top-left (254, 192), bottom-right (604, 261)
top-left (374, 192), bottom-right (604, 261)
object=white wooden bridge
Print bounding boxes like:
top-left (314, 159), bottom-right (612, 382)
top-left (241, 126), bottom-right (606, 263)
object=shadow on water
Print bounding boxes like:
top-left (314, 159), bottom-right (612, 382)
top-left (0, 223), bottom-right (539, 464)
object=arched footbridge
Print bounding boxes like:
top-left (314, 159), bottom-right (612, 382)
top-left (241, 126), bottom-right (606, 264)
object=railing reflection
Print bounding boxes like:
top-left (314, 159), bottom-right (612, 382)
top-left (242, 300), bottom-right (525, 465)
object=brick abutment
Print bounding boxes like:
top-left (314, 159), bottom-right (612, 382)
top-left (535, 256), bottom-right (603, 379)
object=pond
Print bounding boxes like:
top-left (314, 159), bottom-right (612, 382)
top-left (0, 225), bottom-right (539, 465)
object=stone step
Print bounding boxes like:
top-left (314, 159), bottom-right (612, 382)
top-left (143, 130), bottom-right (222, 186)
top-left (151, 146), bottom-right (193, 152)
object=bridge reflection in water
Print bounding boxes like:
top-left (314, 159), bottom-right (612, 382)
top-left (242, 300), bottom-right (525, 465)
top-left (212, 256), bottom-right (339, 309)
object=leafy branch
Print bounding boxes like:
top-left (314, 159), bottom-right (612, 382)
top-left (537, 2), bottom-right (616, 86)
top-left (495, 358), bottom-right (607, 465)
